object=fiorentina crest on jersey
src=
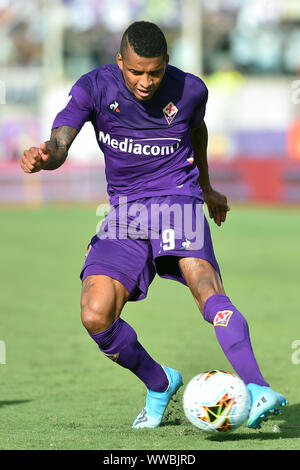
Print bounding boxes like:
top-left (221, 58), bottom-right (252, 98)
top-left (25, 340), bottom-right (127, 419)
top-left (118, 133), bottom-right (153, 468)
top-left (213, 310), bottom-right (233, 327)
top-left (162, 101), bottom-right (178, 125)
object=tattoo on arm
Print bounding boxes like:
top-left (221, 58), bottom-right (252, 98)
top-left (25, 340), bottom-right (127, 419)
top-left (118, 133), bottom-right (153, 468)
top-left (50, 126), bottom-right (78, 152)
top-left (42, 126), bottom-right (78, 170)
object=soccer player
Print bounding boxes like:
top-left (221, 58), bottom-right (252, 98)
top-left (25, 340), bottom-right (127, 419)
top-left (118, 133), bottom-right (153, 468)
top-left (21, 21), bottom-right (286, 429)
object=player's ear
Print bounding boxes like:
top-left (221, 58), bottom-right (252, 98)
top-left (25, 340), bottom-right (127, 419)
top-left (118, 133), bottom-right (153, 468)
top-left (165, 54), bottom-right (169, 67)
top-left (116, 53), bottom-right (123, 71)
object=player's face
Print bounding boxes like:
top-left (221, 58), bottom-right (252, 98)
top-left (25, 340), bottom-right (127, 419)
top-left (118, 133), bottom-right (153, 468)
top-left (117, 46), bottom-right (169, 101)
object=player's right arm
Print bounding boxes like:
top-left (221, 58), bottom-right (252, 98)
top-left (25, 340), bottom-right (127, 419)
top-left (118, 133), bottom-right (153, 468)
top-left (21, 73), bottom-right (94, 174)
top-left (21, 126), bottom-right (78, 173)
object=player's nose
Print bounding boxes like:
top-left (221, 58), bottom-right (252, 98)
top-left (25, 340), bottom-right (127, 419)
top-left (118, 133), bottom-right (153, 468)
top-left (139, 74), bottom-right (153, 90)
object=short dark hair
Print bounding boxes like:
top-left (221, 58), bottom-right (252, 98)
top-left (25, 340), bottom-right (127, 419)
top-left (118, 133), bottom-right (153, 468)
top-left (120, 21), bottom-right (167, 59)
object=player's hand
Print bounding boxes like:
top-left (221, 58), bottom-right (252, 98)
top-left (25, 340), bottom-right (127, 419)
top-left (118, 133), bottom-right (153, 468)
top-left (203, 187), bottom-right (230, 226)
top-left (21, 142), bottom-right (53, 174)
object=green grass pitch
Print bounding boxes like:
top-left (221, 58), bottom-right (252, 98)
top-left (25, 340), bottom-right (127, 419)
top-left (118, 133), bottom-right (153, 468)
top-left (0, 203), bottom-right (299, 450)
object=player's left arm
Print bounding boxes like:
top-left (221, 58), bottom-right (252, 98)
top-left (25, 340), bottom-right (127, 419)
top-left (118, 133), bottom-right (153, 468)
top-left (190, 120), bottom-right (230, 226)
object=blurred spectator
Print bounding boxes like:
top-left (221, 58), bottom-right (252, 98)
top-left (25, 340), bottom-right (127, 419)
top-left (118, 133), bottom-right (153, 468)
top-left (9, 21), bottom-right (42, 66)
top-left (203, 0), bottom-right (300, 75)
top-left (1, 0), bottom-right (299, 75)
top-left (1, 0), bottom-right (300, 164)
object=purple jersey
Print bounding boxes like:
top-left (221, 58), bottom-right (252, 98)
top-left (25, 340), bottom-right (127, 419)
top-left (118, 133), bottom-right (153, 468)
top-left (52, 64), bottom-right (208, 206)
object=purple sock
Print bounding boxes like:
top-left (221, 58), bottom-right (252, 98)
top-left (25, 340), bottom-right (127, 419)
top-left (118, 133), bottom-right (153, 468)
top-left (203, 294), bottom-right (269, 386)
top-left (89, 317), bottom-right (169, 392)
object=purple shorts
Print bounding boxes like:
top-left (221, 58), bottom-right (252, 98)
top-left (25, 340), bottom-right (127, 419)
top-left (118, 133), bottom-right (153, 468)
top-left (80, 195), bottom-right (220, 301)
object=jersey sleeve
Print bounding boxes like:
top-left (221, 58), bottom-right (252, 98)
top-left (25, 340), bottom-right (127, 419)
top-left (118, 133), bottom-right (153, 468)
top-left (52, 74), bottom-right (94, 131)
top-left (189, 82), bottom-right (208, 128)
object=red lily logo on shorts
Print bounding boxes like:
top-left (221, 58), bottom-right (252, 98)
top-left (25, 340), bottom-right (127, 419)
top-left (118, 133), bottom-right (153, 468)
top-left (162, 101), bottom-right (178, 125)
top-left (213, 310), bottom-right (233, 327)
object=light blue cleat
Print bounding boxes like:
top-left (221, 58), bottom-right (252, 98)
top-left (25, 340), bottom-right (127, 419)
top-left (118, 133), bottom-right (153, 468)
top-left (132, 366), bottom-right (183, 429)
top-left (247, 383), bottom-right (288, 429)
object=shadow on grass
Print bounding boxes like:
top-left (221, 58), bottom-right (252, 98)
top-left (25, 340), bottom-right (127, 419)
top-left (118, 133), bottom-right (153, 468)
top-left (161, 397), bottom-right (300, 442)
top-left (205, 402), bottom-right (300, 442)
top-left (0, 400), bottom-right (32, 408)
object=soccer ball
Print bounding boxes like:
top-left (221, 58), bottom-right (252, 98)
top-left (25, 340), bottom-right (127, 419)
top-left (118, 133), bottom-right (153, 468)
top-left (183, 370), bottom-right (251, 433)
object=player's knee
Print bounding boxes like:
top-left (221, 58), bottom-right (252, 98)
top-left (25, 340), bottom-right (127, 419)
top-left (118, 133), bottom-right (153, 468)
top-left (81, 296), bottom-right (116, 334)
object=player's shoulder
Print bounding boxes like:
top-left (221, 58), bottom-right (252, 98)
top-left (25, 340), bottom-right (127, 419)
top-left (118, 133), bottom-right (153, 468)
top-left (74, 64), bottom-right (118, 90)
top-left (71, 64), bottom-right (120, 108)
top-left (166, 64), bottom-right (208, 97)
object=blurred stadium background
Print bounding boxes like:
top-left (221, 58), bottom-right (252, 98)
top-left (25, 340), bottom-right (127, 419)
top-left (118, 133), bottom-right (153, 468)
top-left (1, 2), bottom-right (300, 450)
top-left (1, 0), bottom-right (300, 205)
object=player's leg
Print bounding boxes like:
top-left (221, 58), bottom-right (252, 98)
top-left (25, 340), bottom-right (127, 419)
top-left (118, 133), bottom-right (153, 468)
top-left (178, 256), bottom-right (225, 312)
top-left (151, 194), bottom-right (267, 387)
top-left (81, 274), bottom-right (129, 334)
top-left (179, 257), bottom-right (269, 386)
top-left (179, 257), bottom-right (287, 428)
top-left (81, 274), bottom-right (182, 430)
top-left (151, 194), bottom-right (286, 428)
top-left (80, 230), bottom-right (183, 428)
top-left (80, 273), bottom-right (169, 392)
